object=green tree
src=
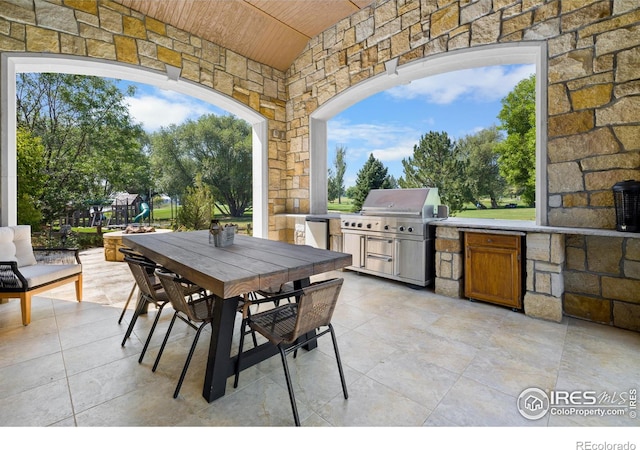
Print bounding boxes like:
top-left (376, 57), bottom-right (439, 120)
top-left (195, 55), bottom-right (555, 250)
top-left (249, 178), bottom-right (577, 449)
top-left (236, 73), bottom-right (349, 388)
top-left (16, 73), bottom-right (148, 226)
top-left (149, 124), bottom-right (197, 199)
top-left (457, 126), bottom-right (506, 208)
top-left (16, 128), bottom-right (45, 228)
top-left (351, 153), bottom-right (394, 212)
top-left (399, 131), bottom-right (468, 214)
top-left (495, 74), bottom-right (536, 206)
top-left (328, 168), bottom-right (338, 203)
top-left (149, 114), bottom-right (252, 217)
top-left (328, 146), bottom-right (347, 203)
top-left (177, 173), bottom-right (214, 230)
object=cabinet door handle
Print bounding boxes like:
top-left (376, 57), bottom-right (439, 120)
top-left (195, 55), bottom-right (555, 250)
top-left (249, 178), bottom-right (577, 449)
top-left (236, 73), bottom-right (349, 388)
top-left (394, 240), bottom-right (400, 275)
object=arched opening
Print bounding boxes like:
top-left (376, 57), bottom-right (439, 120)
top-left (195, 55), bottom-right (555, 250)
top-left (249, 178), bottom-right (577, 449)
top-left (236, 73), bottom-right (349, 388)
top-left (1, 54), bottom-right (269, 237)
top-left (311, 42), bottom-right (548, 225)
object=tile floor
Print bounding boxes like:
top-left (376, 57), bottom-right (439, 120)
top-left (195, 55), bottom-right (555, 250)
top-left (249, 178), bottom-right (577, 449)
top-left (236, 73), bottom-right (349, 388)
top-left (0, 247), bottom-right (639, 432)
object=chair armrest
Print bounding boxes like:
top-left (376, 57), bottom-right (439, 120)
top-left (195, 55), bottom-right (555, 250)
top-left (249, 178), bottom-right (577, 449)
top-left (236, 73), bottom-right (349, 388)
top-left (0, 261), bottom-right (27, 289)
top-left (242, 287), bottom-right (303, 317)
top-left (33, 247), bottom-right (81, 264)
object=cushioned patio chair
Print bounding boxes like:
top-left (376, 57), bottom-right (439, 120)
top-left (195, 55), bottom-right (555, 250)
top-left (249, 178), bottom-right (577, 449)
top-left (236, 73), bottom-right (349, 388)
top-left (234, 277), bottom-right (348, 426)
top-left (0, 225), bottom-right (82, 325)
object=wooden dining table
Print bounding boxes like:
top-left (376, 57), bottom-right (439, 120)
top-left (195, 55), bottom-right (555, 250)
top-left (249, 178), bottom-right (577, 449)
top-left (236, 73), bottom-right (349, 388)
top-left (122, 230), bottom-right (352, 402)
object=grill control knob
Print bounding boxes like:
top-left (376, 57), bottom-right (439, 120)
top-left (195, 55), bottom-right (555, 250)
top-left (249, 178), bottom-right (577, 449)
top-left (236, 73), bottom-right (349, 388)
top-left (399, 226), bottom-right (405, 232)
top-left (384, 225), bottom-right (389, 230)
top-left (366, 223), bottom-right (372, 229)
top-left (357, 223), bottom-right (362, 228)
top-left (408, 227), bottom-right (414, 233)
top-left (351, 222), bottom-right (356, 227)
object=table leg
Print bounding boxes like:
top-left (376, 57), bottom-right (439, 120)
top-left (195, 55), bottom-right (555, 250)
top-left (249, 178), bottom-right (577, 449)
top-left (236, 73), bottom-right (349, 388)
top-left (202, 295), bottom-right (239, 402)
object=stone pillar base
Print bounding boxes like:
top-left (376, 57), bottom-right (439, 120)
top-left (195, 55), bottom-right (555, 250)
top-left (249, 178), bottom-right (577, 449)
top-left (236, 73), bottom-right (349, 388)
top-left (435, 278), bottom-right (463, 298)
top-left (524, 292), bottom-right (563, 322)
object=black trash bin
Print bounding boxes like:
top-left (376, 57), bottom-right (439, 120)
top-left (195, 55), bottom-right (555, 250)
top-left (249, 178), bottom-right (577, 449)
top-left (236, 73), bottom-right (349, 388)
top-left (613, 180), bottom-right (640, 232)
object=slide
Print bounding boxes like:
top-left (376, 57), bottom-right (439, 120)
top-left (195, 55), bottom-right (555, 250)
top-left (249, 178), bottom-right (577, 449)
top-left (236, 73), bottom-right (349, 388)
top-left (133, 202), bottom-right (150, 223)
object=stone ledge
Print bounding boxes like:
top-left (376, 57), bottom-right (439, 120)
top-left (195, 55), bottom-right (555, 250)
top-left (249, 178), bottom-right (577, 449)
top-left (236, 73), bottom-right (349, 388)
top-left (434, 218), bottom-right (640, 238)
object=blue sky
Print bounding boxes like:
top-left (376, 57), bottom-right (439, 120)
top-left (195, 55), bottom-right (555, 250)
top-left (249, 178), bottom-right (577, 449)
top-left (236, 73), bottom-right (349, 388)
top-left (118, 63), bottom-right (535, 188)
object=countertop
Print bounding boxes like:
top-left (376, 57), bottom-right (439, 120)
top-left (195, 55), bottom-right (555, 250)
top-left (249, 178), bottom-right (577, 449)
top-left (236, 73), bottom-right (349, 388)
top-left (432, 217), bottom-right (640, 238)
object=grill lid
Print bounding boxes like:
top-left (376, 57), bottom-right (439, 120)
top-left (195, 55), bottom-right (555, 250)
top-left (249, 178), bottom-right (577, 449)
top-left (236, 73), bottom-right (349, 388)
top-left (360, 188), bottom-right (441, 218)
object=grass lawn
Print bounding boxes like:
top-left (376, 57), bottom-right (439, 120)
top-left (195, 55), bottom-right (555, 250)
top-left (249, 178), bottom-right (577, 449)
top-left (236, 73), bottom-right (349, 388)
top-left (327, 199), bottom-right (355, 213)
top-left (454, 207), bottom-right (535, 220)
top-left (328, 196), bottom-right (535, 220)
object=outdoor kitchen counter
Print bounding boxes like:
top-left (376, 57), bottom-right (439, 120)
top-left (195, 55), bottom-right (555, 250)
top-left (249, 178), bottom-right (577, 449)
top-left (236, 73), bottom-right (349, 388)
top-left (432, 217), bottom-right (639, 238)
top-left (430, 217), bottom-right (640, 324)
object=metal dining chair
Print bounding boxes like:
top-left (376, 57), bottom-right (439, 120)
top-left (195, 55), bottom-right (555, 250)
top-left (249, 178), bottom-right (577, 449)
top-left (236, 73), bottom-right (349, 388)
top-left (120, 250), bottom-right (174, 364)
top-left (117, 247), bottom-right (148, 325)
top-left (234, 277), bottom-right (348, 426)
top-left (153, 270), bottom-right (242, 399)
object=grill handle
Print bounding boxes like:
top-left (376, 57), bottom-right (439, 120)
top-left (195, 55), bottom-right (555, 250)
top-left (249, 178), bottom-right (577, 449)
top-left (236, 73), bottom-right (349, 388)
top-left (366, 254), bottom-right (392, 262)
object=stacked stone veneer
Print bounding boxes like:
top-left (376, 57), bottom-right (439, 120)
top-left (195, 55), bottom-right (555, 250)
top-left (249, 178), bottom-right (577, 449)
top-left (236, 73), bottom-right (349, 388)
top-left (434, 226), bottom-right (567, 323)
top-left (435, 226), bottom-right (640, 331)
top-left (524, 233), bottom-right (565, 323)
top-left (434, 226), bottom-right (464, 298)
top-left (286, 0), bottom-right (640, 330)
top-left (2, 1), bottom-right (640, 238)
top-left (287, 0), bottom-right (640, 231)
top-left (564, 235), bottom-right (640, 331)
top-left (0, 0), bottom-right (290, 238)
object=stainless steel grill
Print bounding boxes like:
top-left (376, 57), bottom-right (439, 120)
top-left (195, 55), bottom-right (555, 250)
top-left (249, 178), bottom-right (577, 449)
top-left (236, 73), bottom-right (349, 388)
top-left (340, 188), bottom-right (447, 287)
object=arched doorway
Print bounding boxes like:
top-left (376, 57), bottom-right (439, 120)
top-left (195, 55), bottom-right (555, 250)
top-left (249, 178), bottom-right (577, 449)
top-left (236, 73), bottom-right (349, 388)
top-left (1, 54), bottom-right (269, 237)
top-left (310, 42), bottom-right (548, 225)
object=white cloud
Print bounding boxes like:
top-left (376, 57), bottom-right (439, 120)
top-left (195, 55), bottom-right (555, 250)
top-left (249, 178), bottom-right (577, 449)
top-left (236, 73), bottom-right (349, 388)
top-left (125, 87), bottom-right (220, 132)
top-left (386, 64), bottom-right (535, 105)
top-left (328, 119), bottom-right (420, 163)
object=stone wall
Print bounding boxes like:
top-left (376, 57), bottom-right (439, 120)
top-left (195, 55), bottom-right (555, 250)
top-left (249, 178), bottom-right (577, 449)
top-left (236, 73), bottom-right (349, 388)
top-left (434, 226), bottom-right (464, 298)
top-left (434, 223), bottom-right (640, 331)
top-left (287, 0), bottom-right (640, 231)
top-left (0, 0), bottom-right (288, 236)
top-left (523, 232), bottom-right (565, 323)
top-left (564, 234), bottom-right (640, 331)
top-left (284, 0), bottom-right (640, 330)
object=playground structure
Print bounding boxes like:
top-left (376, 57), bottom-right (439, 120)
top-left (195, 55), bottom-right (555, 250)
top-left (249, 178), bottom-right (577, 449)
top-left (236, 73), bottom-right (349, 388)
top-left (59, 193), bottom-right (152, 230)
top-left (108, 193), bottom-right (151, 228)
top-left (132, 202), bottom-right (150, 223)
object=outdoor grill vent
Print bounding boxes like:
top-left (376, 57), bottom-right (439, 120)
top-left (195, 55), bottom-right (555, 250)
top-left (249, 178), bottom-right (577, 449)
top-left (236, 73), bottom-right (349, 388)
top-left (613, 180), bottom-right (640, 232)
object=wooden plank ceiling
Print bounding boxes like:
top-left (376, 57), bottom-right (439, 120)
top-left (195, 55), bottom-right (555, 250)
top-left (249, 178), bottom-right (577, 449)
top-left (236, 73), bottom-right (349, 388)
top-left (115, 0), bottom-right (375, 71)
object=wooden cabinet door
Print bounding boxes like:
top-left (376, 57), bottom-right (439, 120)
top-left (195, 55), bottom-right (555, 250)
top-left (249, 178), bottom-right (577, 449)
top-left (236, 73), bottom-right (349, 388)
top-left (464, 232), bottom-right (522, 309)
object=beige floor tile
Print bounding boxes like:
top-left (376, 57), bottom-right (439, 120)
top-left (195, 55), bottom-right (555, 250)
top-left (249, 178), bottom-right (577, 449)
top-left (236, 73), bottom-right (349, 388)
top-left (0, 247), bottom-right (637, 429)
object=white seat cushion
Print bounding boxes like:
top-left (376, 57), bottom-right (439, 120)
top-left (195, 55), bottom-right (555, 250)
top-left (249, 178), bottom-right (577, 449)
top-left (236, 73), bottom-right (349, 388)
top-left (0, 227), bottom-right (16, 263)
top-left (12, 225), bottom-right (37, 267)
top-left (18, 264), bottom-right (82, 289)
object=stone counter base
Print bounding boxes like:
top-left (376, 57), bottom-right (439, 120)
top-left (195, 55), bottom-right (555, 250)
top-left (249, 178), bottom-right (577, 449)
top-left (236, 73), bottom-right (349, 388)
top-left (435, 224), bottom-right (640, 332)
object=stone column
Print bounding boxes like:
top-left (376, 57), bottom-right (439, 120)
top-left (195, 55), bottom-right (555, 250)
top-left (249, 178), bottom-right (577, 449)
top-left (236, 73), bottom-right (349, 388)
top-left (523, 233), bottom-right (565, 322)
top-left (434, 226), bottom-right (464, 298)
